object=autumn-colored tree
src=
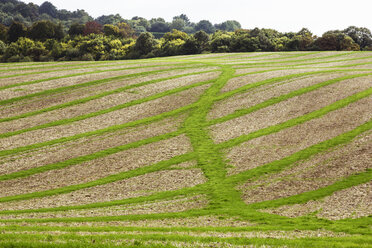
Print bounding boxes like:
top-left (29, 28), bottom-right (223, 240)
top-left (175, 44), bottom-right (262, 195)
top-left (83, 21), bottom-right (102, 35)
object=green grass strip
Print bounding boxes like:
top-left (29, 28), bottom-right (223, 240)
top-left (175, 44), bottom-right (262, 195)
top-left (182, 65), bottom-right (241, 208)
top-left (0, 78), bottom-right (214, 139)
top-left (0, 232), bottom-right (370, 248)
top-left (0, 69), bottom-right (218, 123)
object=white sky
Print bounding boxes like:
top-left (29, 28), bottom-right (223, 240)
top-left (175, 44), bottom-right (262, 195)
top-left (24, 0), bottom-right (372, 36)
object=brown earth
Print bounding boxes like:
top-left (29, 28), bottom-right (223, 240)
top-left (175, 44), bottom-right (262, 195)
top-left (0, 168), bottom-right (205, 211)
top-left (210, 76), bottom-right (372, 143)
top-left (240, 131), bottom-right (372, 204)
top-left (225, 97), bottom-right (372, 175)
top-left (0, 135), bottom-right (192, 197)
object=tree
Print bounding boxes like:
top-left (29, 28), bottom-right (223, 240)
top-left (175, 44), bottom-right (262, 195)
top-left (286, 28), bottom-right (314, 51)
top-left (182, 37), bottom-right (199, 54)
top-left (343, 26), bottom-right (372, 50)
top-left (83, 21), bottom-right (102, 35)
top-left (0, 24), bottom-right (8, 41)
top-left (68, 23), bottom-right (85, 36)
top-left (210, 31), bottom-right (232, 52)
top-left (230, 30), bottom-right (259, 52)
top-left (194, 30), bottom-right (210, 51)
top-left (195, 20), bottom-right (215, 34)
top-left (103, 24), bottom-right (120, 37)
top-left (150, 22), bottom-right (170, 33)
top-left (117, 22), bottom-right (135, 38)
top-left (170, 18), bottom-right (186, 31)
top-left (173, 14), bottom-right (190, 25)
top-left (163, 29), bottom-right (188, 42)
top-left (39, 1), bottom-right (57, 18)
top-left (215, 20), bottom-right (241, 32)
top-left (134, 32), bottom-right (156, 56)
top-left (315, 32), bottom-right (360, 51)
top-left (0, 40), bottom-right (6, 55)
top-left (7, 21), bottom-right (26, 42)
top-left (96, 14), bottom-right (124, 25)
top-left (28, 20), bottom-right (64, 41)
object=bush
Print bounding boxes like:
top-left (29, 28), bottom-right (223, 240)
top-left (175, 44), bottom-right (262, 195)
top-left (0, 40), bottom-right (6, 55)
top-left (81, 53), bottom-right (94, 61)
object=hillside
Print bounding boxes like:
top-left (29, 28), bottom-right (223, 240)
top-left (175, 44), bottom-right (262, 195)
top-left (0, 52), bottom-right (371, 248)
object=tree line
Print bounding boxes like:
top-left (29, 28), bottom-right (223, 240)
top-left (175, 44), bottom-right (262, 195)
top-left (0, 0), bottom-right (241, 35)
top-left (0, 21), bottom-right (371, 62)
top-left (0, 1), bottom-right (371, 62)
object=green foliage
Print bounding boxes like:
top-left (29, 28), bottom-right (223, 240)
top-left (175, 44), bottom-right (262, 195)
top-left (215, 20), bottom-right (241, 32)
top-left (68, 23), bottom-right (84, 36)
top-left (0, 39), bottom-right (6, 54)
top-left (194, 30), bottom-right (210, 51)
top-left (103, 24), bottom-right (120, 37)
top-left (343, 26), bottom-right (372, 49)
top-left (149, 21), bottom-right (170, 33)
top-left (210, 31), bottom-right (232, 52)
top-left (315, 32), bottom-right (360, 51)
top-left (195, 20), bottom-right (215, 34)
top-left (39, 1), bottom-right (57, 18)
top-left (0, 23), bottom-right (7, 41)
top-left (3, 37), bottom-right (47, 61)
top-left (28, 20), bottom-right (64, 41)
top-left (7, 21), bottom-right (26, 42)
top-left (163, 29), bottom-right (188, 42)
top-left (133, 32), bottom-right (156, 57)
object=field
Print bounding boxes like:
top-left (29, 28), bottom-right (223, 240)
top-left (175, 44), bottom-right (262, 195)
top-left (0, 51), bottom-right (371, 248)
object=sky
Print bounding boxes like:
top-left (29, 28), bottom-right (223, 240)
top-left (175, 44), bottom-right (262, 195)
top-left (25, 0), bottom-right (372, 36)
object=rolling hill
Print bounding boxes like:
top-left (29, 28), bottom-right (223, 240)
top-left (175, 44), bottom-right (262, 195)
top-left (0, 51), bottom-right (371, 248)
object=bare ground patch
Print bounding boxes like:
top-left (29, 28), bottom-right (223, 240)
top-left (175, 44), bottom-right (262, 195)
top-left (0, 63), bottom-right (164, 88)
top-left (240, 131), bottom-right (372, 204)
top-left (0, 84), bottom-right (210, 150)
top-left (208, 72), bottom-right (351, 120)
top-left (210, 76), bottom-right (372, 143)
top-left (222, 69), bottom-right (323, 92)
top-left (0, 72), bottom-right (219, 133)
top-left (300, 58), bottom-right (372, 68)
top-left (0, 134), bottom-right (192, 198)
top-left (0, 67), bottom-right (214, 119)
top-left (0, 114), bottom-right (186, 176)
top-left (263, 181), bottom-right (372, 220)
top-left (8, 216), bottom-right (256, 228)
top-left (0, 168), bottom-right (205, 211)
top-left (225, 97), bottom-right (372, 175)
top-left (0, 66), bottom-right (182, 101)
